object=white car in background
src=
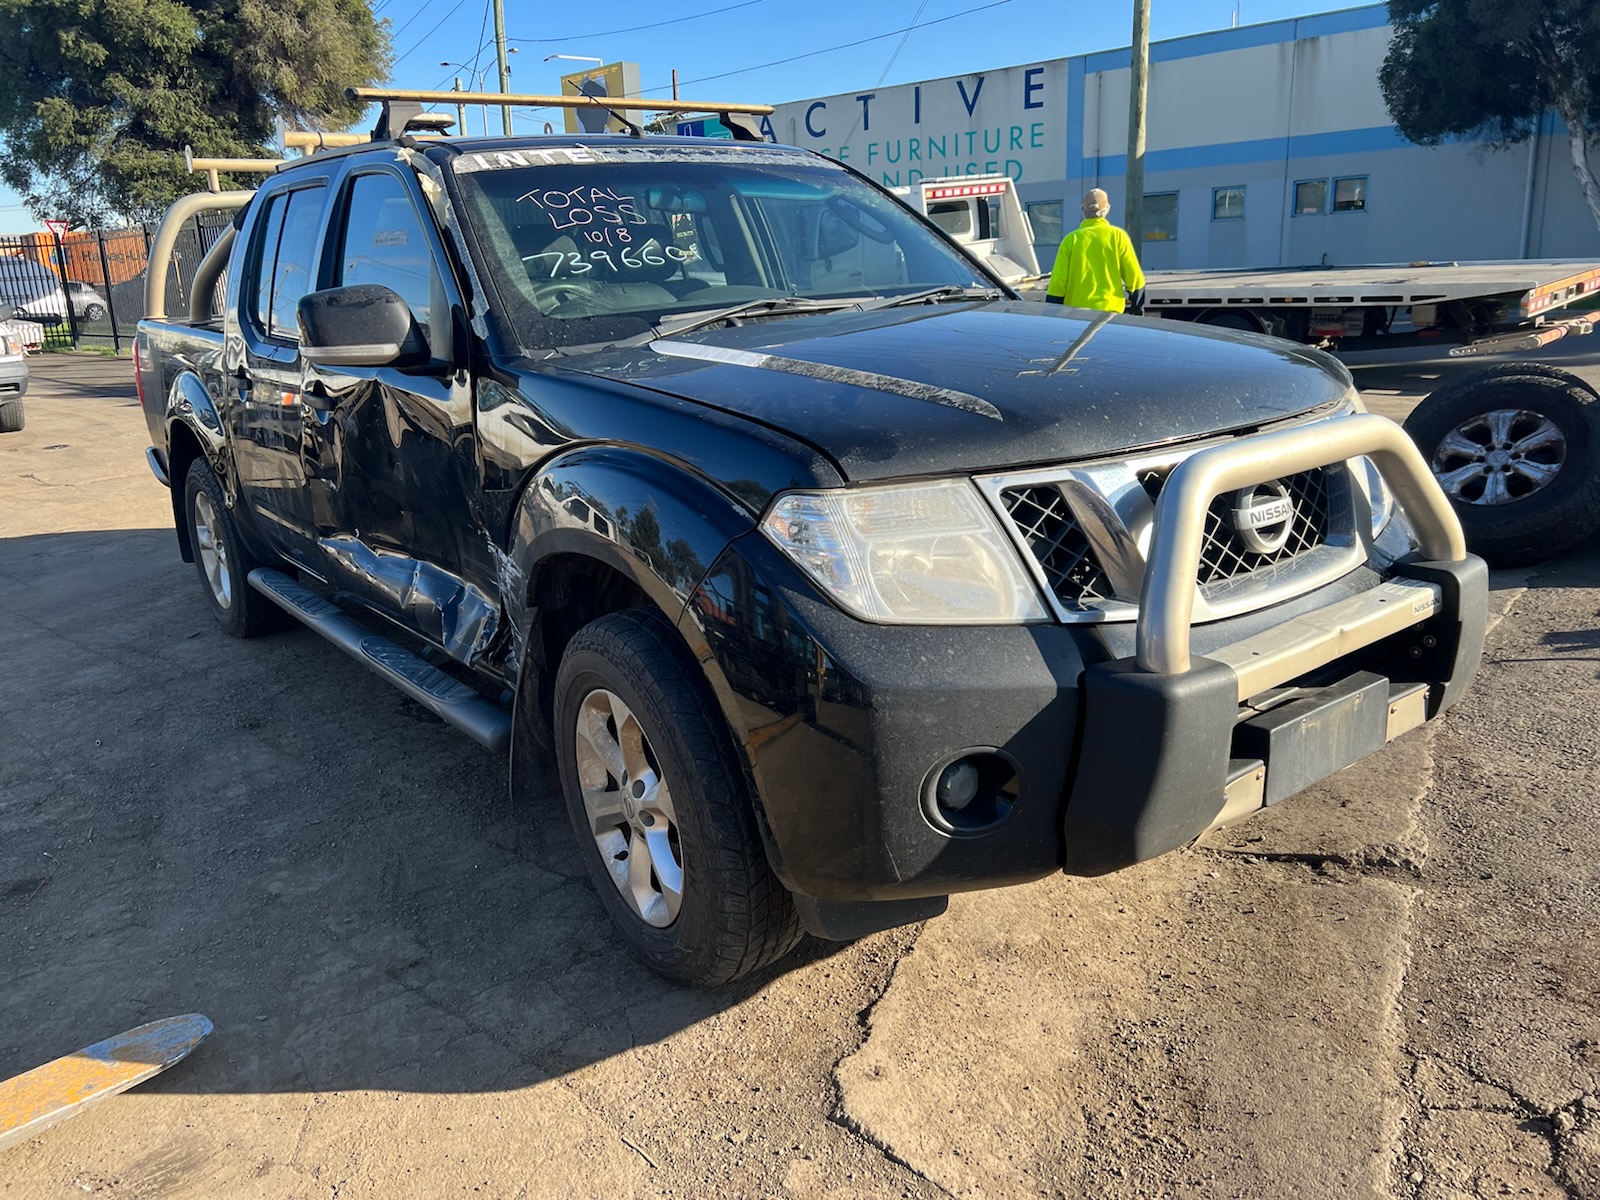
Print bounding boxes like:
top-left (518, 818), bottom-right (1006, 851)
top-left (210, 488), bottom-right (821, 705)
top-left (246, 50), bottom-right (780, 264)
top-left (66, 280), bottom-right (109, 322)
top-left (0, 326), bottom-right (27, 433)
top-left (0, 256), bottom-right (69, 325)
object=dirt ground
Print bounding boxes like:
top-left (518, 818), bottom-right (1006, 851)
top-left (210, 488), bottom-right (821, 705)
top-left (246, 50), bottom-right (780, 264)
top-left (1, 348), bottom-right (1597, 1199)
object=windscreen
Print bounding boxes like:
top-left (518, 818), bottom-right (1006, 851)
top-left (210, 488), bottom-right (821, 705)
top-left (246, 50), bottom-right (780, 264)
top-left (449, 144), bottom-right (991, 352)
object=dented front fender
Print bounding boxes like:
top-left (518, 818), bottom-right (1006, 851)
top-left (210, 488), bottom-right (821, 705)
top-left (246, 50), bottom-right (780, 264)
top-left (504, 445), bottom-right (760, 662)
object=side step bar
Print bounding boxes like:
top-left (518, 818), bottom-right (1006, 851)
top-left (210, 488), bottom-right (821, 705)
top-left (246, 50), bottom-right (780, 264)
top-left (247, 568), bottom-right (511, 753)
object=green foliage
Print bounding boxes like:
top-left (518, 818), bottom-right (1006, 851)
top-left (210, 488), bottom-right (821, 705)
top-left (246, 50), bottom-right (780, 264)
top-left (1380, 0), bottom-right (1600, 147)
top-left (0, 0), bottom-right (390, 227)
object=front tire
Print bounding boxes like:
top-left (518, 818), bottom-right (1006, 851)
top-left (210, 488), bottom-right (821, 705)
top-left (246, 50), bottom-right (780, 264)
top-left (83, 303), bottom-right (106, 322)
top-left (0, 398), bottom-right (22, 433)
top-left (1403, 364), bottom-right (1600, 567)
top-left (554, 609), bottom-right (800, 986)
top-left (182, 458), bottom-right (282, 637)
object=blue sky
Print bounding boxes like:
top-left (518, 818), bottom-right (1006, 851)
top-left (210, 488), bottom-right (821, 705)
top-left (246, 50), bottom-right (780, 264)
top-left (0, 0), bottom-right (1372, 233)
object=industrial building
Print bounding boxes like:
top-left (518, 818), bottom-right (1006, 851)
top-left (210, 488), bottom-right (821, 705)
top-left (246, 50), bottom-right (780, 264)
top-left (768, 4), bottom-right (1600, 270)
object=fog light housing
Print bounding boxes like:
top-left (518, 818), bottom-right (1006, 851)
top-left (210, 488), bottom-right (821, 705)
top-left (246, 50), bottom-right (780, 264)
top-left (922, 751), bottom-right (1021, 836)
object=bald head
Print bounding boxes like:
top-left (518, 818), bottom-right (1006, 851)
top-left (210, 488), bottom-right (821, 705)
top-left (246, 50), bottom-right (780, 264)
top-left (1083, 189), bottom-right (1111, 218)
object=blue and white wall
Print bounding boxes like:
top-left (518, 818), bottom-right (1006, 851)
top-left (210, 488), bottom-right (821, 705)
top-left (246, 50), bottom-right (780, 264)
top-left (770, 5), bottom-right (1600, 269)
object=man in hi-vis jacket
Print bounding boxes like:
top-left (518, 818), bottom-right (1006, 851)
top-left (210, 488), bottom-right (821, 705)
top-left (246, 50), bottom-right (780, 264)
top-left (1045, 189), bottom-right (1147, 314)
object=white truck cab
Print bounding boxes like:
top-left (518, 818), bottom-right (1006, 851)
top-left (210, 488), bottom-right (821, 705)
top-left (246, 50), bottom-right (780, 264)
top-left (893, 175), bottom-right (1040, 284)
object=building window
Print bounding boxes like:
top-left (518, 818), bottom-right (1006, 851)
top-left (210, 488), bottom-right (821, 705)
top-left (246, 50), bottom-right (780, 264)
top-left (1143, 192), bottom-right (1178, 241)
top-left (1293, 180), bottom-right (1328, 216)
top-left (1026, 200), bottom-right (1064, 245)
top-left (1333, 176), bottom-right (1368, 212)
top-left (1212, 186), bottom-right (1245, 221)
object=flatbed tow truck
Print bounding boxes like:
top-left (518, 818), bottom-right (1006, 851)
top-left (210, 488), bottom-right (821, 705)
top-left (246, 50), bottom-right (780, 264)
top-left (1143, 259), bottom-right (1600, 356)
top-left (1138, 260), bottom-right (1600, 566)
top-left (944, 175), bottom-right (1599, 566)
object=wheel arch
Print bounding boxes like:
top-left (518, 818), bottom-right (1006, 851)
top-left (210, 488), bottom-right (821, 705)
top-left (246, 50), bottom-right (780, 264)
top-left (504, 445), bottom-right (761, 791)
top-left (165, 419), bottom-right (208, 562)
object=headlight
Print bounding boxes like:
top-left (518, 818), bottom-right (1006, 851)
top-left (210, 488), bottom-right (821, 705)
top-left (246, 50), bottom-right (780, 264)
top-left (761, 479), bottom-right (1048, 624)
top-left (1352, 456), bottom-right (1396, 540)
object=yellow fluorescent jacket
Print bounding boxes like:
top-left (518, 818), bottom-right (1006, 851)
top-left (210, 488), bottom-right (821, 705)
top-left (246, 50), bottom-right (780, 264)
top-left (1046, 217), bottom-right (1146, 312)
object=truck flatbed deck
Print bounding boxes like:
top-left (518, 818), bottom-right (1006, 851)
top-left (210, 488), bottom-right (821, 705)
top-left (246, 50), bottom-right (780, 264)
top-left (1146, 260), bottom-right (1600, 321)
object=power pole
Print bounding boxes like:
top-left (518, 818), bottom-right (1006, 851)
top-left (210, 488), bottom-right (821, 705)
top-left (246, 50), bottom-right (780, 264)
top-left (1125, 0), bottom-right (1151, 245)
top-left (493, 0), bottom-right (511, 135)
top-left (452, 78), bottom-right (466, 138)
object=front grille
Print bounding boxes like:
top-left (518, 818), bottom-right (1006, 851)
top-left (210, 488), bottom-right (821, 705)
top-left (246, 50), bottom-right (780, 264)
top-left (999, 465), bottom-right (1342, 615)
top-left (1195, 467), bottom-right (1333, 584)
top-left (1000, 484), bottom-right (1114, 609)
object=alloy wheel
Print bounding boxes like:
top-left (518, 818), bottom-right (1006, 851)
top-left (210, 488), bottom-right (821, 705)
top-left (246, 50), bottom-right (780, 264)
top-left (1431, 408), bottom-right (1566, 506)
top-left (192, 490), bottom-right (233, 608)
top-left (574, 687), bottom-right (684, 928)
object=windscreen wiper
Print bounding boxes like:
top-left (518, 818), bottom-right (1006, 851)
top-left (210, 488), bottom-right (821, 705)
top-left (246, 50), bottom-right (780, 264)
top-left (649, 295), bottom-right (859, 341)
top-left (857, 285), bottom-right (1005, 311)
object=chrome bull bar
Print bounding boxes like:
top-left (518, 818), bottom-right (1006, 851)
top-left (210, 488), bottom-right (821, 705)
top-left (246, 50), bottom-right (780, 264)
top-left (1137, 413), bottom-right (1468, 676)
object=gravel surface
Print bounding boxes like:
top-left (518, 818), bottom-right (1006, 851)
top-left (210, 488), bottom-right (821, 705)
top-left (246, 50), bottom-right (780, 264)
top-left (1, 348), bottom-right (1596, 1198)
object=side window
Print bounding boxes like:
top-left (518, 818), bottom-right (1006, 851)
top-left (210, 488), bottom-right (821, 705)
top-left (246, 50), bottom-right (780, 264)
top-left (1294, 179), bottom-right (1328, 216)
top-left (1333, 176), bottom-right (1368, 213)
top-left (251, 194), bottom-right (287, 335)
top-left (336, 173), bottom-right (440, 340)
top-left (927, 201), bottom-right (974, 239)
top-left (268, 186), bottom-right (327, 341)
top-left (1025, 200), bottom-right (1064, 246)
top-left (982, 196), bottom-right (1002, 240)
top-left (1143, 192), bottom-right (1178, 242)
top-left (1212, 186), bottom-right (1245, 221)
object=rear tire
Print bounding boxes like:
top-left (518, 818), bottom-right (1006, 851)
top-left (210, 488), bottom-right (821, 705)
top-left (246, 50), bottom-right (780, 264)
top-left (0, 398), bottom-right (22, 433)
top-left (554, 609), bottom-right (801, 986)
top-left (1197, 308), bottom-right (1266, 334)
top-left (83, 303), bottom-right (106, 322)
top-left (1403, 364), bottom-right (1600, 567)
top-left (182, 458), bottom-right (282, 637)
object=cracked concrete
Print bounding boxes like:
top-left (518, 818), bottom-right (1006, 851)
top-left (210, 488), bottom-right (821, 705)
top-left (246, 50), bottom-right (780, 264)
top-left (3, 353), bottom-right (1598, 1197)
top-left (1388, 553), bottom-right (1600, 1200)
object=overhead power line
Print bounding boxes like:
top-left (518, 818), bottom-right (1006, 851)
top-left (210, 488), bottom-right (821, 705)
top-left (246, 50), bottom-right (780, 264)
top-left (836, 0), bottom-right (932, 149)
top-left (637, 0), bottom-right (1018, 96)
top-left (875, 0), bottom-right (932, 87)
top-left (506, 1), bottom-right (764, 45)
top-left (392, 0), bottom-right (474, 69)
top-left (475, 0), bottom-right (1018, 128)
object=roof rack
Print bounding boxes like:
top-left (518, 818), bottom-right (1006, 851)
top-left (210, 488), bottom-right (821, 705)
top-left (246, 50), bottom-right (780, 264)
top-left (346, 87), bottom-right (774, 142)
top-left (180, 89), bottom-right (776, 192)
top-left (184, 146), bottom-right (283, 192)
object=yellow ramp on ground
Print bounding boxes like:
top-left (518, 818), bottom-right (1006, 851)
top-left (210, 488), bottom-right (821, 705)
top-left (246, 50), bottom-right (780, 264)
top-left (0, 1014), bottom-right (213, 1152)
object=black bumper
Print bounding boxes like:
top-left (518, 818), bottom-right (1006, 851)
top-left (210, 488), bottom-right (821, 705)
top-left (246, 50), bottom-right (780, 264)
top-left (1062, 555), bottom-right (1484, 875)
top-left (686, 535), bottom-right (1487, 903)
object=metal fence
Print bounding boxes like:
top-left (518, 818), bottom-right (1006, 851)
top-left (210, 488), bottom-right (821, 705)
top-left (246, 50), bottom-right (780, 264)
top-left (0, 214), bottom-right (232, 353)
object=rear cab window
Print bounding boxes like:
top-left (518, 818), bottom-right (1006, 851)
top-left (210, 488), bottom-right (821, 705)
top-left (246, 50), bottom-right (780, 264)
top-left (246, 182), bottom-right (328, 344)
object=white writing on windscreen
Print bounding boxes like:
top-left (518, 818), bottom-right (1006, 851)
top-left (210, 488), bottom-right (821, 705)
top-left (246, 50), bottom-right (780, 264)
top-left (526, 243), bottom-right (696, 278)
top-left (519, 185), bottom-right (699, 276)
top-left (520, 185), bottom-right (645, 236)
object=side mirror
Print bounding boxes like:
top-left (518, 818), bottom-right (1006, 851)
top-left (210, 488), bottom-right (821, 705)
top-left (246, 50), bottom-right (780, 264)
top-left (298, 284), bottom-right (429, 368)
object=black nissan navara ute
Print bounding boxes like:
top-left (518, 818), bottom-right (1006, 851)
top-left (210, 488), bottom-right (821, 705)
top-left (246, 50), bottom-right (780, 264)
top-left (137, 126), bottom-right (1486, 985)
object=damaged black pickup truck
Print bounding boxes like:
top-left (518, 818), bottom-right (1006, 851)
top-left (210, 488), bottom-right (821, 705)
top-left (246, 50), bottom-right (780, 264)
top-left (137, 123), bottom-right (1486, 985)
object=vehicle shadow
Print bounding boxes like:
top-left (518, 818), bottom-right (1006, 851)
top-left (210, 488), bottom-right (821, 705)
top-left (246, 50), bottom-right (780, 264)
top-left (0, 529), bottom-right (847, 1097)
